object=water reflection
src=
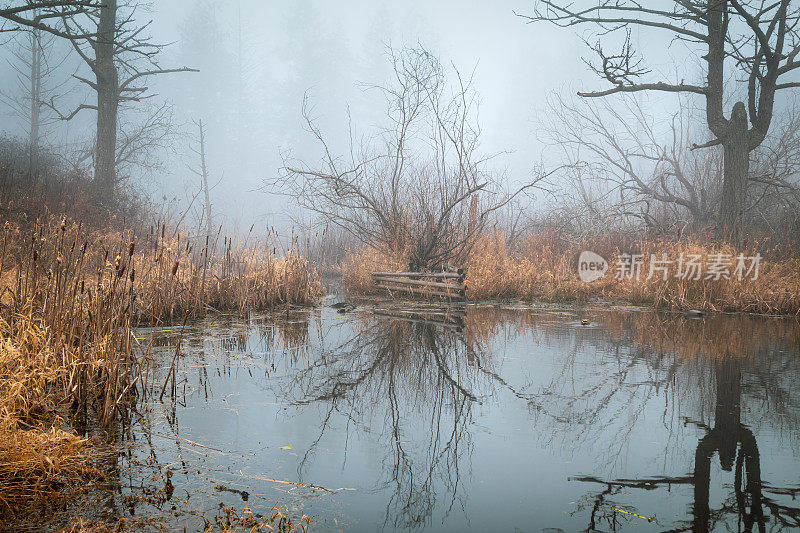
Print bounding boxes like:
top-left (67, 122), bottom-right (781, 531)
top-left (286, 306), bottom-right (483, 529)
top-left (693, 357), bottom-right (763, 532)
top-left (542, 312), bottom-right (800, 532)
top-left (42, 305), bottom-right (800, 532)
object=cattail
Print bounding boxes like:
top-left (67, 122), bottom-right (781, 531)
top-left (129, 241), bottom-right (135, 257)
top-left (114, 254), bottom-right (122, 271)
top-left (60, 217), bottom-right (67, 232)
top-left (171, 260), bottom-right (179, 276)
top-left (32, 250), bottom-right (38, 262)
top-left (130, 268), bottom-right (135, 283)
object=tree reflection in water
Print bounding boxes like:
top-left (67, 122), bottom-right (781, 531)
top-left (274, 308), bottom-right (800, 531)
top-left (287, 305), bottom-right (492, 529)
top-left (137, 306), bottom-right (800, 531)
top-left (559, 313), bottom-right (800, 532)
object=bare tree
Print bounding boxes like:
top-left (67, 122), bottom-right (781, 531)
top-left (39, 0), bottom-right (196, 204)
top-left (189, 118), bottom-right (213, 249)
top-left (0, 1), bottom-right (97, 37)
top-left (0, 23), bottom-right (71, 184)
top-left (543, 92), bottom-right (800, 237)
top-left (114, 101), bottom-right (178, 185)
top-left (272, 46), bottom-right (544, 271)
top-left (543, 93), bottom-right (722, 234)
top-left (520, 1), bottom-right (800, 241)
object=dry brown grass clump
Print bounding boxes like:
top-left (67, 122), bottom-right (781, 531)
top-left (202, 503), bottom-right (310, 533)
top-left (129, 231), bottom-right (321, 321)
top-left (0, 310), bottom-right (117, 515)
top-left (343, 231), bottom-right (800, 314)
top-left (60, 517), bottom-right (164, 532)
top-left (0, 421), bottom-right (103, 513)
top-left (340, 245), bottom-right (409, 293)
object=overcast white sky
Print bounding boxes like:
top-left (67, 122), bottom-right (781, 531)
top-left (0, 0), bottom-right (714, 232)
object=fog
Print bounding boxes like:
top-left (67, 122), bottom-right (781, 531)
top-left (0, 0), bottom-right (689, 234)
top-left (5, 0), bottom-right (796, 240)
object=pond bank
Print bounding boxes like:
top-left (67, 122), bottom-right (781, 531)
top-left (5, 301), bottom-right (799, 530)
top-left (340, 233), bottom-right (800, 315)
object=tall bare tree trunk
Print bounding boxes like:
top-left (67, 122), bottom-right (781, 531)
top-left (198, 119), bottom-right (213, 245)
top-left (94, 0), bottom-right (119, 204)
top-left (28, 28), bottom-right (41, 185)
top-left (720, 102), bottom-right (750, 242)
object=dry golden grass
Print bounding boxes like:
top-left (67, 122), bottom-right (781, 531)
top-left (0, 213), bottom-right (321, 522)
top-left (343, 231), bottom-right (800, 314)
top-left (0, 421), bottom-right (103, 514)
top-left (340, 245), bottom-right (408, 293)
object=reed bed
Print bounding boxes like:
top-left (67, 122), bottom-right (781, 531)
top-left (0, 213), bottom-right (320, 521)
top-left (340, 244), bottom-right (409, 293)
top-left (343, 231), bottom-right (800, 314)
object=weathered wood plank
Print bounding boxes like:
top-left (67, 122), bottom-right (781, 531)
top-left (374, 276), bottom-right (465, 290)
top-left (373, 271), bottom-right (465, 280)
top-left (375, 282), bottom-right (465, 299)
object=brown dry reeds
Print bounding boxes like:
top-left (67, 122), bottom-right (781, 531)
top-left (342, 230), bottom-right (800, 315)
top-left (0, 212), bottom-right (321, 519)
top-left (340, 245), bottom-right (408, 293)
top-left (0, 421), bottom-right (102, 511)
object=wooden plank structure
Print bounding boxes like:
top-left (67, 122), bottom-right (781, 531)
top-left (372, 265), bottom-right (466, 301)
top-left (373, 306), bottom-right (466, 332)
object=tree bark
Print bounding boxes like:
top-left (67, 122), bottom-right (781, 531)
top-left (29, 29), bottom-right (41, 185)
top-left (720, 102), bottom-right (750, 242)
top-left (93, 0), bottom-right (119, 204)
top-left (198, 120), bottom-right (213, 246)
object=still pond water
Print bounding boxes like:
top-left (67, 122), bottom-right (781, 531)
top-left (55, 302), bottom-right (800, 530)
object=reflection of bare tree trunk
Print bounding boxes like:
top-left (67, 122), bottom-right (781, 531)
top-left (289, 314), bottom-right (481, 528)
top-left (693, 358), bottom-right (765, 533)
top-left (736, 429), bottom-right (764, 532)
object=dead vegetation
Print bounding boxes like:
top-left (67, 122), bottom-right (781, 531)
top-left (342, 230), bottom-right (800, 315)
top-left (58, 502), bottom-right (310, 533)
top-left (0, 212), bottom-right (320, 523)
top-left (201, 503), bottom-right (310, 533)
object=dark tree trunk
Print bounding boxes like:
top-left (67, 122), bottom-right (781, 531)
top-left (719, 102), bottom-right (749, 242)
top-left (94, 0), bottom-right (118, 205)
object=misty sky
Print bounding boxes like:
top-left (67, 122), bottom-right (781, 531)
top-left (0, 1), bottom-right (722, 233)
